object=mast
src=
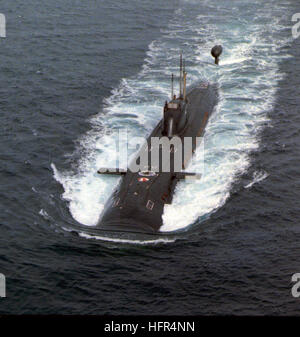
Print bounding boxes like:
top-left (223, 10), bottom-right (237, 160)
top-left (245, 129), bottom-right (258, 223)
top-left (171, 73), bottom-right (174, 99)
top-left (183, 60), bottom-right (186, 100)
top-left (183, 72), bottom-right (187, 101)
top-left (179, 53), bottom-right (183, 98)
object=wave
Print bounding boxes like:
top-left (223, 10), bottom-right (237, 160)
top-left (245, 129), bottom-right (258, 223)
top-left (244, 170), bottom-right (269, 189)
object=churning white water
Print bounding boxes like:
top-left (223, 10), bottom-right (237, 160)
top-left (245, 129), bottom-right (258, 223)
top-left (52, 0), bottom-right (292, 232)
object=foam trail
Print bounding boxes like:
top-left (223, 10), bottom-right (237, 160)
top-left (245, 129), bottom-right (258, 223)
top-left (52, 0), bottom-right (293, 233)
top-left (160, 0), bottom-right (293, 231)
top-left (245, 171), bottom-right (269, 189)
top-left (78, 232), bottom-right (176, 245)
top-left (39, 209), bottom-right (51, 220)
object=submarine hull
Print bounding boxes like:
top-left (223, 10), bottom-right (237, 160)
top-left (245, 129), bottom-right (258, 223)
top-left (97, 83), bottom-right (218, 234)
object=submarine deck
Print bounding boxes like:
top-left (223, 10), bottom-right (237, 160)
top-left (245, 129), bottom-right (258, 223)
top-left (97, 83), bottom-right (217, 234)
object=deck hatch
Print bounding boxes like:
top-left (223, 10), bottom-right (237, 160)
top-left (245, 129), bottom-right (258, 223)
top-left (146, 200), bottom-right (155, 210)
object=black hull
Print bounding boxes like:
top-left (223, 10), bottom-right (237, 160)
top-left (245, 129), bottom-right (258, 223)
top-left (97, 83), bottom-right (218, 234)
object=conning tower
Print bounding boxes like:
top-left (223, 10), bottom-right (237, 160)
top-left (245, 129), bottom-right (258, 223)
top-left (163, 54), bottom-right (188, 137)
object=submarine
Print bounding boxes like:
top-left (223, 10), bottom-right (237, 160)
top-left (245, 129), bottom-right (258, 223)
top-left (95, 47), bottom-right (222, 234)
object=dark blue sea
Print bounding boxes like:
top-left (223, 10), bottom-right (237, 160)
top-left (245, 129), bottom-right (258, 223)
top-left (1, 0), bottom-right (300, 314)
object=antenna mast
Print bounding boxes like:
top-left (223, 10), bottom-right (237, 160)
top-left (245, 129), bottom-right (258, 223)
top-left (183, 60), bottom-right (187, 101)
top-left (179, 53), bottom-right (183, 98)
top-left (171, 73), bottom-right (174, 99)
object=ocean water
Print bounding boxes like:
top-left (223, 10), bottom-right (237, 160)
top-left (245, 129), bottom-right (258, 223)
top-left (1, 0), bottom-right (300, 314)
